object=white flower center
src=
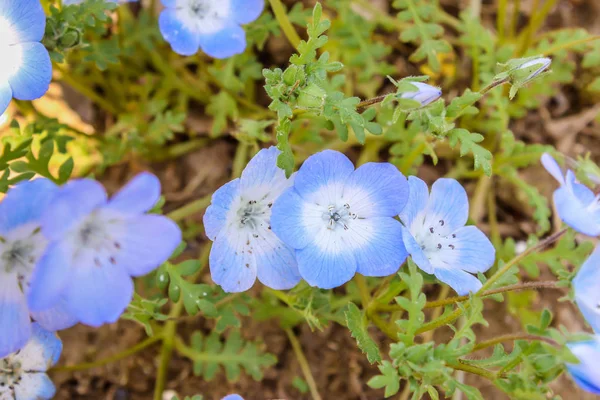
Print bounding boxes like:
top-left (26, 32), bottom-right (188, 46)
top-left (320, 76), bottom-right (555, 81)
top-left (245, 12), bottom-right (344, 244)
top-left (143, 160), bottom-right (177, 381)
top-left (322, 203), bottom-right (356, 231)
top-left (177, 0), bottom-right (231, 35)
top-left (0, 356), bottom-right (23, 390)
top-left (72, 211), bottom-right (124, 267)
top-left (236, 198), bottom-right (271, 231)
top-left (412, 218), bottom-right (457, 257)
top-left (0, 16), bottom-right (23, 82)
top-left (0, 223), bottom-right (47, 290)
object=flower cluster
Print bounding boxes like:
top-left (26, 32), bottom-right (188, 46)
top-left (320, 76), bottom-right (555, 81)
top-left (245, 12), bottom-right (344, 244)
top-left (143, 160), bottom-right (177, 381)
top-left (0, 0), bottom-right (52, 116)
top-left (0, 173), bottom-right (181, 358)
top-left (205, 148), bottom-right (495, 295)
top-left (0, 324), bottom-right (62, 400)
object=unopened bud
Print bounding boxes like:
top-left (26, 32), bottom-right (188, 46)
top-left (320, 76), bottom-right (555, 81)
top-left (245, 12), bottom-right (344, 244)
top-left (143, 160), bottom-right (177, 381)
top-left (515, 57), bottom-right (551, 82)
top-left (399, 82), bottom-right (442, 107)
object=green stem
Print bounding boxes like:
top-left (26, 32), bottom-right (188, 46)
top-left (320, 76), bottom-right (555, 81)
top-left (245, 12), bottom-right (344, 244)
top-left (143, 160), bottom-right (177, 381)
top-left (355, 274), bottom-right (372, 310)
top-left (356, 94), bottom-right (389, 110)
top-left (542, 35), bottom-right (600, 56)
top-left (51, 334), bottom-right (162, 372)
top-left (153, 300), bottom-right (184, 400)
top-left (473, 333), bottom-right (558, 351)
top-left (509, 0), bottom-right (521, 39)
top-left (268, 0), bottom-right (301, 49)
top-left (497, 0), bottom-right (508, 42)
top-left (166, 194), bottom-right (212, 222)
top-left (55, 64), bottom-right (119, 115)
top-left (285, 328), bottom-right (323, 400)
top-left (516, 0), bottom-right (557, 56)
top-left (447, 361), bottom-right (499, 380)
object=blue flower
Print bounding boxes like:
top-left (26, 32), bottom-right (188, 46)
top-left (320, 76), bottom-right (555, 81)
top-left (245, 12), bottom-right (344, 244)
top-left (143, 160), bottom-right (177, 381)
top-left (566, 336), bottom-right (600, 395)
top-left (63, 0), bottom-right (137, 4)
top-left (573, 246), bottom-right (600, 333)
top-left (271, 150), bottom-right (409, 289)
top-left (400, 82), bottom-right (442, 107)
top-left (222, 395), bottom-right (244, 400)
top-left (0, 179), bottom-right (77, 359)
top-left (159, 0), bottom-right (264, 58)
top-left (204, 147), bottom-right (300, 293)
top-left (0, 0), bottom-right (52, 116)
top-left (541, 153), bottom-right (600, 237)
top-left (27, 173), bottom-right (182, 327)
top-left (0, 323), bottom-right (62, 400)
top-left (399, 177), bottom-right (495, 295)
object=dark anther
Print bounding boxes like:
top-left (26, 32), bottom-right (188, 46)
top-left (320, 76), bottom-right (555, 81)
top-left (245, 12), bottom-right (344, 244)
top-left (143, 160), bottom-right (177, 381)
top-left (439, 219), bottom-right (445, 226)
top-left (268, 203), bottom-right (273, 208)
top-left (253, 234), bottom-right (259, 238)
top-left (452, 234), bottom-right (456, 238)
top-left (332, 212), bottom-right (341, 222)
top-left (449, 244), bottom-right (455, 249)
top-left (437, 243), bottom-right (442, 249)
top-left (114, 241), bottom-right (121, 249)
top-left (429, 227), bottom-right (434, 234)
top-left (109, 256), bottom-right (116, 265)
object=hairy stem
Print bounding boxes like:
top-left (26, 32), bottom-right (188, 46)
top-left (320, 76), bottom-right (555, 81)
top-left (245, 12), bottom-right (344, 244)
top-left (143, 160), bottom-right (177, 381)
top-left (285, 328), bottom-right (323, 400)
top-left (268, 0), bottom-right (301, 49)
top-left (473, 333), bottom-right (558, 351)
top-left (447, 361), bottom-right (499, 380)
top-left (166, 194), bottom-right (212, 222)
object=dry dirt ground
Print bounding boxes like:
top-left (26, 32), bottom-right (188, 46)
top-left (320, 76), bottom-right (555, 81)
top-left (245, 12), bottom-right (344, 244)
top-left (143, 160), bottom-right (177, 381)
top-left (47, 0), bottom-right (600, 399)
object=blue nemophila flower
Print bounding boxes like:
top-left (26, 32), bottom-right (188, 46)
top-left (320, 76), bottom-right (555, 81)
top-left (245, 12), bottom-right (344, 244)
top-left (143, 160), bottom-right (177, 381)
top-left (566, 336), bottom-right (600, 395)
top-left (0, 323), bottom-right (62, 400)
top-left (204, 147), bottom-right (300, 293)
top-left (159, 0), bottom-right (264, 58)
top-left (271, 150), bottom-right (409, 289)
top-left (399, 177), bottom-right (495, 295)
top-left (0, 0), bottom-right (52, 116)
top-left (222, 395), bottom-right (244, 400)
top-left (400, 82), bottom-right (442, 107)
top-left (541, 153), bottom-right (600, 237)
top-left (573, 246), bottom-right (600, 333)
top-left (27, 173), bottom-right (182, 327)
top-left (63, 0), bottom-right (137, 4)
top-left (0, 179), bottom-right (77, 359)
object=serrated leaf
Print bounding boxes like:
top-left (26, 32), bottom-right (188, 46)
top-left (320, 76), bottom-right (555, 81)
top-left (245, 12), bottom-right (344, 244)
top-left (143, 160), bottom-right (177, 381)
top-left (345, 303), bottom-right (381, 363)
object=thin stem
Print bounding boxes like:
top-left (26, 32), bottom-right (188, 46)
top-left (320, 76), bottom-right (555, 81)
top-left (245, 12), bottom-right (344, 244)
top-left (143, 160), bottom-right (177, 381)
top-left (268, 0), bottom-right (301, 49)
top-left (516, 0), bottom-right (557, 56)
top-left (497, 0), bottom-right (508, 42)
top-left (542, 35), bottom-right (600, 56)
top-left (469, 175), bottom-right (492, 222)
top-left (356, 94), bottom-right (389, 110)
top-left (421, 285), bottom-right (450, 343)
top-left (285, 328), bottom-right (323, 400)
top-left (509, 0), bottom-right (521, 39)
top-left (480, 78), bottom-right (509, 95)
top-left (355, 274), bottom-right (372, 310)
top-left (153, 300), bottom-right (183, 400)
top-left (51, 334), bottom-right (163, 372)
top-left (166, 194), bottom-right (212, 222)
top-left (447, 361), bottom-right (499, 380)
top-left (473, 333), bottom-right (558, 351)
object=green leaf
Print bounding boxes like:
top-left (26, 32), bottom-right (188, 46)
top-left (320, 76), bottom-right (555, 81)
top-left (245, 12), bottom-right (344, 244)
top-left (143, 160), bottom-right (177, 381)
top-left (447, 128), bottom-right (493, 175)
top-left (344, 303), bottom-right (381, 363)
top-left (367, 361), bottom-right (400, 397)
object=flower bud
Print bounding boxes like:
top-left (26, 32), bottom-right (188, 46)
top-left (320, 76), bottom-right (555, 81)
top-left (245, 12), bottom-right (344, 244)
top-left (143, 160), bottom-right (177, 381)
top-left (399, 82), bottom-right (442, 107)
top-left (515, 57), bottom-right (551, 81)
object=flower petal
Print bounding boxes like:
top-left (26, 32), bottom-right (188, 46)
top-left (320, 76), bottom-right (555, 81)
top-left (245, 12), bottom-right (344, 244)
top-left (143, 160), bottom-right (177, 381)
top-left (541, 153), bottom-right (565, 185)
top-left (230, 0), bottom-right (264, 24)
top-left (0, 178), bottom-right (57, 234)
top-left (0, 81), bottom-right (11, 116)
top-left (0, 275), bottom-right (30, 358)
top-left (199, 22), bottom-right (247, 59)
top-left (348, 218), bottom-right (407, 277)
top-left (109, 214), bottom-right (182, 277)
top-left (294, 150), bottom-right (355, 205)
top-left (567, 338), bottom-right (600, 395)
top-left (222, 395), bottom-right (244, 400)
top-left (239, 147), bottom-right (292, 200)
top-left (424, 178), bottom-right (468, 235)
top-left (0, 0), bottom-right (46, 44)
top-left (159, 9), bottom-right (201, 56)
top-left (204, 179), bottom-right (240, 240)
top-left (434, 267), bottom-right (483, 296)
top-left (14, 373), bottom-right (56, 400)
top-left (41, 179), bottom-right (107, 240)
top-left (343, 162), bottom-right (409, 218)
top-left (62, 252), bottom-right (134, 327)
top-left (573, 246), bottom-right (600, 333)
top-left (554, 186), bottom-right (600, 237)
top-left (296, 229), bottom-right (357, 289)
top-left (271, 188), bottom-right (322, 250)
top-left (17, 323), bottom-right (62, 370)
top-left (399, 176), bottom-right (429, 229)
top-left (27, 241), bottom-right (74, 312)
top-left (401, 225), bottom-right (434, 274)
top-left (30, 297), bottom-right (79, 332)
top-left (106, 172), bottom-right (161, 214)
top-left (428, 226), bottom-right (495, 274)
top-left (7, 43), bottom-right (51, 101)
top-left (254, 228), bottom-right (301, 290)
top-left (209, 231), bottom-right (257, 293)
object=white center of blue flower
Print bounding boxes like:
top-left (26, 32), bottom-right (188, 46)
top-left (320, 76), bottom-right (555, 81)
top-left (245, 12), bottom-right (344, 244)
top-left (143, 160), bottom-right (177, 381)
top-left (412, 218), bottom-right (457, 258)
top-left (72, 211), bottom-right (123, 266)
top-left (0, 223), bottom-right (47, 289)
top-left (177, 0), bottom-right (231, 35)
top-left (0, 357), bottom-right (23, 391)
top-left (322, 203), bottom-right (357, 231)
top-left (237, 198), bottom-right (270, 230)
top-left (0, 17), bottom-right (23, 82)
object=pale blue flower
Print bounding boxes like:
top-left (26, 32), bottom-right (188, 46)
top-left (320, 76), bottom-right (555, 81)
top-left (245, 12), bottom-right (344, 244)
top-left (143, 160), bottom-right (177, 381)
top-left (159, 0), bottom-right (264, 58)
top-left (63, 0), bottom-right (137, 4)
top-left (400, 82), bottom-right (442, 106)
top-left (222, 395), bottom-right (244, 400)
top-left (399, 177), bottom-right (495, 295)
top-left (0, 179), bottom-right (77, 359)
top-left (0, 0), bottom-right (52, 116)
top-left (204, 147), bottom-right (300, 293)
top-left (541, 153), bottom-right (600, 237)
top-left (573, 246), bottom-right (600, 333)
top-left (27, 173), bottom-right (182, 327)
top-left (271, 150), bottom-right (409, 289)
top-left (566, 336), bottom-right (600, 395)
top-left (0, 323), bottom-right (62, 400)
